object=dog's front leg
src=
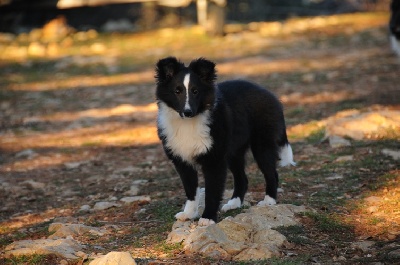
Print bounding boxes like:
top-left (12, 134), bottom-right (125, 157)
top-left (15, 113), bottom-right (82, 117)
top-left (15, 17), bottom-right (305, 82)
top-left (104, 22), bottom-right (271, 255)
top-left (172, 159), bottom-right (200, 221)
top-left (199, 160), bottom-right (227, 226)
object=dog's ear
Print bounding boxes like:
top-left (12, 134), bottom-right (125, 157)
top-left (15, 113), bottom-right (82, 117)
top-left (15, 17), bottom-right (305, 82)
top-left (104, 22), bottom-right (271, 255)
top-left (189, 58), bottom-right (217, 84)
top-left (155, 57), bottom-right (184, 84)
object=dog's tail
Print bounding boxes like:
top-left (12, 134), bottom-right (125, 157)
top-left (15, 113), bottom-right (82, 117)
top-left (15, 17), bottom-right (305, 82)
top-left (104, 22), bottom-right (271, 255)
top-left (278, 131), bottom-right (296, 167)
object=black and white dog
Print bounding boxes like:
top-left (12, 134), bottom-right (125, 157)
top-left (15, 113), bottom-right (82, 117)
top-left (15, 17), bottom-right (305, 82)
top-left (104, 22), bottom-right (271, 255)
top-left (390, 0), bottom-right (400, 57)
top-left (155, 57), bottom-right (295, 226)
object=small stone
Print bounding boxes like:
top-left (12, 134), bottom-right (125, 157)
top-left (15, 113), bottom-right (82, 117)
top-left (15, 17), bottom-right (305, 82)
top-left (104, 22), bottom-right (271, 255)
top-left (381, 149), bottom-right (400, 160)
top-left (326, 174), bottom-right (344, 180)
top-left (15, 149), bottom-right (37, 158)
top-left (89, 251), bottom-right (137, 265)
top-left (64, 162), bottom-right (82, 169)
top-left (132, 179), bottom-right (148, 185)
top-left (93, 201), bottom-right (120, 211)
top-left (120, 196), bottom-right (151, 204)
top-left (335, 155), bottom-right (353, 162)
top-left (79, 205), bottom-right (91, 212)
top-left (21, 180), bottom-right (46, 190)
top-left (75, 251), bottom-right (88, 259)
top-left (367, 206), bottom-right (378, 213)
top-left (351, 241), bottom-right (374, 252)
top-left (124, 185), bottom-right (139, 196)
top-left (365, 196), bottom-right (382, 204)
top-left (329, 135), bottom-right (351, 148)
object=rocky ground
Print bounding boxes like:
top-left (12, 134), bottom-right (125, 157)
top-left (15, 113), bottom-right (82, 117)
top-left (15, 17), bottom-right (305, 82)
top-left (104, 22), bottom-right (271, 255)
top-left (0, 12), bottom-right (399, 265)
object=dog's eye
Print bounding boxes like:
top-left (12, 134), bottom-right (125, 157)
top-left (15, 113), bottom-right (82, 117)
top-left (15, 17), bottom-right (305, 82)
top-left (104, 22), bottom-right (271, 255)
top-left (175, 87), bottom-right (182, 94)
top-left (192, 88), bottom-right (198, 95)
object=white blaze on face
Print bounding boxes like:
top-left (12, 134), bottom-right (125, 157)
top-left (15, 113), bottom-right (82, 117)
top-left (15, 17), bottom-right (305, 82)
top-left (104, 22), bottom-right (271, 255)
top-left (183, 73), bottom-right (191, 111)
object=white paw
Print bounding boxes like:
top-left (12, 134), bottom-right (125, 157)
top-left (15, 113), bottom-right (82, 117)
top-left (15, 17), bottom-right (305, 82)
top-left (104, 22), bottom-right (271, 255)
top-left (257, 195), bottom-right (277, 206)
top-left (221, 197), bottom-right (242, 212)
top-left (175, 211), bottom-right (193, 221)
top-left (198, 218), bottom-right (215, 226)
top-left (175, 199), bottom-right (199, 221)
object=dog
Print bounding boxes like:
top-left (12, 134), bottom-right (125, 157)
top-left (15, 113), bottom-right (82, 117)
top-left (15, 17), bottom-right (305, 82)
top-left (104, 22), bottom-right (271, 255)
top-left (155, 57), bottom-right (295, 226)
top-left (390, 0), bottom-right (400, 57)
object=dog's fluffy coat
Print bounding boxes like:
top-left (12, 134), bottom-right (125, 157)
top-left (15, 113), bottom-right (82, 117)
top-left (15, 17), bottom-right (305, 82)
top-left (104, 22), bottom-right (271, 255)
top-left (155, 57), bottom-right (294, 224)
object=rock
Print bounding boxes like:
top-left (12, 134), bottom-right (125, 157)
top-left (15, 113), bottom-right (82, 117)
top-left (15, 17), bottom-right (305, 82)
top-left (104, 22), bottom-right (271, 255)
top-left (48, 223), bottom-right (106, 239)
top-left (167, 204), bottom-right (306, 261)
top-left (326, 174), bottom-right (344, 180)
top-left (351, 241), bottom-right (374, 252)
top-left (120, 196), bottom-right (151, 204)
top-left (381, 149), bottom-right (400, 160)
top-left (335, 155), bottom-right (354, 162)
top-left (93, 201), bottom-right (120, 211)
top-left (15, 149), bottom-right (37, 159)
top-left (64, 161), bottom-right (84, 170)
top-left (364, 196), bottom-right (382, 204)
top-left (4, 239), bottom-right (84, 260)
top-left (325, 110), bottom-right (400, 140)
top-left (132, 179), bottom-right (149, 185)
top-left (21, 180), bottom-right (46, 190)
top-left (124, 185), bottom-right (140, 196)
top-left (89, 251), bottom-right (137, 265)
top-left (79, 205), bottom-right (91, 212)
top-left (329, 135), bottom-right (351, 148)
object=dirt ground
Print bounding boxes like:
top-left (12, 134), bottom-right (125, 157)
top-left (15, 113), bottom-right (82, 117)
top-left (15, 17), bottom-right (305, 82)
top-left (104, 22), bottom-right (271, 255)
top-left (0, 12), bottom-right (399, 264)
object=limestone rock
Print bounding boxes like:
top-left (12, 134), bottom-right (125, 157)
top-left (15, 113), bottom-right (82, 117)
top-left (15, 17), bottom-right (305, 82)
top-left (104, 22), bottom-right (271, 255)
top-left (329, 135), bottom-right (351, 148)
top-left (381, 149), bottom-right (400, 160)
top-left (120, 196), bottom-right (151, 204)
top-left (167, 204), bottom-right (306, 261)
top-left (93, 201), bottom-right (120, 211)
top-left (325, 110), bottom-right (400, 140)
top-left (5, 238), bottom-right (84, 260)
top-left (89, 251), bottom-right (137, 265)
top-left (351, 241), bottom-right (374, 252)
top-left (48, 223), bottom-right (106, 239)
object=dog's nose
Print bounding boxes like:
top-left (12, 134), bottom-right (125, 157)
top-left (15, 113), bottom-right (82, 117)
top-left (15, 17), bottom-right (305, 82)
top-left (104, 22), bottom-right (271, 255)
top-left (183, 109), bottom-right (193, 117)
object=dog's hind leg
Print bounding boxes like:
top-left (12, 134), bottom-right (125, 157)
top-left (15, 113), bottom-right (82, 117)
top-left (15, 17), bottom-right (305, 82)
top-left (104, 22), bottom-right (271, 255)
top-left (251, 143), bottom-right (279, 206)
top-left (221, 148), bottom-right (248, 212)
top-left (173, 159), bottom-right (200, 221)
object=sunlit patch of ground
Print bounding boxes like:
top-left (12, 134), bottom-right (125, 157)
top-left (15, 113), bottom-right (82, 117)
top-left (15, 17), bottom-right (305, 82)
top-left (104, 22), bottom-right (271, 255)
top-left (1, 123), bottom-right (158, 151)
top-left (7, 71), bottom-right (154, 92)
top-left (345, 171), bottom-right (400, 241)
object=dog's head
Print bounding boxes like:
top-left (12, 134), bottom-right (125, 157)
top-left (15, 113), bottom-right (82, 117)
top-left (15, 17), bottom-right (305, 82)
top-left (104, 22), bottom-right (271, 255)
top-left (155, 57), bottom-right (216, 118)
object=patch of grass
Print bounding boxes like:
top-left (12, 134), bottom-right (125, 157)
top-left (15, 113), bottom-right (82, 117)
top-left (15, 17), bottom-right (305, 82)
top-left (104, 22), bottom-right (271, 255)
top-left (305, 128), bottom-right (325, 144)
top-left (85, 218), bottom-right (104, 227)
top-left (154, 241), bottom-right (183, 257)
top-left (219, 205), bottom-right (249, 220)
top-left (147, 200), bottom-right (181, 224)
top-left (0, 254), bottom-right (56, 265)
top-left (304, 212), bottom-right (353, 237)
top-left (267, 255), bottom-right (312, 265)
top-left (274, 225), bottom-right (313, 246)
top-left (0, 235), bottom-right (13, 248)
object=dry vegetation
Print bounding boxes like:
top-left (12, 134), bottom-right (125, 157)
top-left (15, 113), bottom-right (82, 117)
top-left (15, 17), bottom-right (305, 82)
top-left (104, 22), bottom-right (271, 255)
top-left (0, 12), bottom-right (399, 264)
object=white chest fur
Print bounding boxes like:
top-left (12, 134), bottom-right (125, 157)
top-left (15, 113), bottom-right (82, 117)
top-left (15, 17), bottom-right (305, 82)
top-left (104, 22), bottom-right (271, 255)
top-left (157, 102), bottom-right (213, 163)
